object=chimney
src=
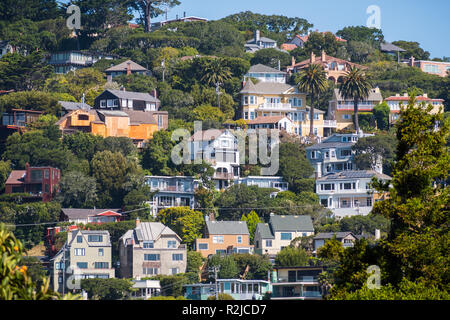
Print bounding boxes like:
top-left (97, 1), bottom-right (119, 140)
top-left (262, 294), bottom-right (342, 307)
top-left (310, 51), bottom-right (315, 63)
top-left (375, 229), bottom-right (381, 240)
top-left (291, 56), bottom-right (296, 66)
top-left (209, 212), bottom-right (215, 222)
top-left (136, 217), bottom-right (141, 227)
top-left (410, 56), bottom-right (415, 67)
top-left (255, 30), bottom-right (260, 42)
top-left (321, 50), bottom-right (326, 61)
top-left (120, 86), bottom-right (126, 92)
top-left (126, 62), bottom-right (131, 76)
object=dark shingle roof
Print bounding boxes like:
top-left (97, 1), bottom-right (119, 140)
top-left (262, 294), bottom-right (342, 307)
top-left (206, 221), bottom-right (249, 235)
top-left (256, 223), bottom-right (274, 239)
top-left (314, 232), bottom-right (355, 240)
top-left (269, 215), bottom-right (314, 232)
top-left (105, 89), bottom-right (160, 103)
top-left (248, 64), bottom-right (286, 74)
top-left (59, 101), bottom-right (91, 111)
top-left (380, 42), bottom-right (406, 52)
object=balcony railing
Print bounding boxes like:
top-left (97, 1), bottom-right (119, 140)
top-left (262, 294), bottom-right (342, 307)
top-left (323, 120), bottom-right (337, 127)
top-left (213, 172), bottom-right (235, 180)
top-left (258, 103), bottom-right (295, 110)
top-left (274, 277), bottom-right (318, 284)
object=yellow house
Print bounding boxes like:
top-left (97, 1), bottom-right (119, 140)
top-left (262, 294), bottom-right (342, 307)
top-left (240, 79), bottom-right (332, 137)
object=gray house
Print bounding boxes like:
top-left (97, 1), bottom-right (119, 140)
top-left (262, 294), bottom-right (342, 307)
top-left (50, 229), bottom-right (115, 293)
top-left (119, 219), bottom-right (187, 278)
top-left (105, 60), bottom-right (151, 81)
top-left (254, 214), bottom-right (314, 257)
top-left (245, 30), bottom-right (278, 53)
top-left (94, 89), bottom-right (161, 111)
top-left (313, 231), bottom-right (358, 252)
top-left (305, 133), bottom-right (379, 178)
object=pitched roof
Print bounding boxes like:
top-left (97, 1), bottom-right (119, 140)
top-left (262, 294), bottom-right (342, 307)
top-left (5, 170), bottom-right (26, 185)
top-left (68, 229), bottom-right (112, 246)
top-left (59, 101), bottom-right (91, 111)
top-left (380, 42), bottom-right (406, 52)
top-left (313, 231), bottom-right (356, 240)
top-left (305, 141), bottom-right (354, 150)
top-left (188, 129), bottom-right (229, 141)
top-left (206, 221), bottom-right (249, 235)
top-left (269, 215), bottom-right (314, 232)
top-left (105, 60), bottom-right (148, 72)
top-left (280, 43), bottom-right (298, 51)
top-left (124, 110), bottom-right (165, 125)
top-left (240, 82), bottom-right (295, 95)
top-left (256, 223), bottom-right (274, 239)
top-left (385, 95), bottom-right (444, 102)
top-left (134, 222), bottom-right (180, 242)
top-left (246, 37), bottom-right (276, 44)
top-left (61, 208), bottom-right (121, 219)
top-left (247, 115), bottom-right (289, 125)
top-left (248, 64), bottom-right (286, 74)
top-left (317, 170), bottom-right (392, 181)
top-left (104, 89), bottom-right (160, 103)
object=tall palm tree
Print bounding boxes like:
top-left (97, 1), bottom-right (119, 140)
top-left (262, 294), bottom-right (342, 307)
top-left (339, 66), bottom-right (373, 133)
top-left (297, 64), bottom-right (328, 137)
top-left (200, 58), bottom-right (232, 87)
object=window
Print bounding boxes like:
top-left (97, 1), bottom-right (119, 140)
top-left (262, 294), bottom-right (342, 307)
top-left (281, 233), bottom-right (292, 240)
top-left (30, 170), bottom-right (42, 181)
top-left (55, 262), bottom-right (65, 270)
top-left (265, 240), bottom-right (272, 247)
top-left (310, 151), bottom-right (317, 159)
top-left (143, 241), bottom-right (154, 249)
top-left (213, 236), bottom-right (224, 244)
top-left (100, 100), bottom-right (106, 108)
top-left (321, 183), bottom-right (335, 191)
top-left (88, 235), bottom-right (103, 242)
top-left (342, 114), bottom-right (351, 120)
top-left (77, 236), bottom-right (82, 243)
top-left (341, 149), bottom-right (352, 157)
top-left (143, 268), bottom-right (158, 275)
top-left (244, 112), bottom-right (249, 120)
top-left (314, 113), bottom-right (319, 120)
top-left (321, 199), bottom-right (328, 207)
top-left (237, 236), bottom-right (242, 244)
top-left (198, 243), bottom-right (208, 250)
top-left (122, 99), bottom-right (127, 108)
top-left (144, 254), bottom-right (160, 261)
top-left (367, 197), bottom-right (373, 207)
top-left (249, 96), bottom-right (255, 104)
top-left (168, 240), bottom-right (177, 249)
top-left (77, 262), bottom-right (88, 269)
top-left (94, 262), bottom-right (109, 269)
top-left (74, 248), bottom-right (85, 256)
top-left (58, 276), bottom-right (63, 283)
top-left (172, 254), bottom-right (183, 261)
top-left (44, 184), bottom-right (50, 193)
top-left (171, 268), bottom-right (179, 275)
top-left (44, 170), bottom-right (49, 179)
top-left (128, 99), bottom-right (133, 109)
top-left (98, 248), bottom-right (104, 256)
top-left (342, 183), bottom-right (353, 190)
top-left (78, 114), bottom-right (89, 121)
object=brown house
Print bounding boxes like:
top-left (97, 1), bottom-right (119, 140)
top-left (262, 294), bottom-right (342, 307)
top-left (194, 220), bottom-right (254, 258)
top-left (4, 163), bottom-right (61, 202)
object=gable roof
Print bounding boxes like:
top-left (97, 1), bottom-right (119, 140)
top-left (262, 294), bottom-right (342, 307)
top-left (380, 42), bottom-right (406, 52)
top-left (305, 141), bottom-right (354, 150)
top-left (59, 101), bottom-right (91, 111)
top-left (5, 170), bottom-right (26, 185)
top-left (61, 208), bottom-right (121, 220)
top-left (206, 221), bottom-right (249, 235)
top-left (269, 215), bottom-right (314, 232)
top-left (313, 231), bottom-right (356, 240)
top-left (103, 89), bottom-right (160, 103)
top-left (256, 223), bottom-right (274, 239)
top-left (105, 60), bottom-right (148, 72)
top-left (248, 64), bottom-right (286, 74)
top-left (134, 222), bottom-right (180, 242)
top-left (188, 129), bottom-right (232, 141)
top-left (68, 229), bottom-right (111, 246)
top-left (246, 37), bottom-right (276, 44)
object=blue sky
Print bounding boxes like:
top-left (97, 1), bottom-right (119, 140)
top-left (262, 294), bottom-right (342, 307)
top-left (149, 0), bottom-right (450, 59)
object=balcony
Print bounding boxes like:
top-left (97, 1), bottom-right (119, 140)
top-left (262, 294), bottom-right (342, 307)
top-left (213, 172), bottom-right (235, 180)
top-left (274, 276), bottom-right (318, 284)
top-left (323, 120), bottom-right (337, 128)
top-left (257, 103), bottom-right (295, 111)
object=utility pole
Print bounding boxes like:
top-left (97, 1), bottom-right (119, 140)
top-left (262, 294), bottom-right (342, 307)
top-left (62, 243), bottom-right (66, 296)
top-left (209, 266), bottom-right (220, 299)
top-left (215, 82), bottom-right (222, 109)
top-left (161, 59), bottom-right (166, 82)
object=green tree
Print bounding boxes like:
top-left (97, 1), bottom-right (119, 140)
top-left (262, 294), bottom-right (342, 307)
top-left (339, 66), bottom-right (373, 133)
top-left (80, 278), bottom-right (135, 300)
top-left (391, 40), bottom-right (430, 61)
top-left (200, 58), bottom-right (232, 87)
top-left (297, 63), bottom-right (328, 136)
top-left (142, 130), bottom-right (175, 175)
top-left (208, 254), bottom-right (239, 279)
top-left (372, 102), bottom-right (391, 130)
top-left (0, 160), bottom-right (11, 193)
top-left (232, 253), bottom-right (273, 280)
top-left (240, 211), bottom-right (261, 244)
top-left (57, 171), bottom-right (98, 208)
top-left (130, 0), bottom-right (181, 33)
top-left (274, 247), bottom-right (309, 267)
top-left (317, 237), bottom-right (345, 265)
top-left (336, 26), bottom-right (384, 45)
top-left (207, 293), bottom-right (234, 300)
top-left (0, 91), bottom-right (61, 115)
top-left (250, 48), bottom-right (292, 69)
top-left (114, 73), bottom-right (157, 93)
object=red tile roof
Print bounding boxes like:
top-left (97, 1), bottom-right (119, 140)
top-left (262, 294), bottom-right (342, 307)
top-left (385, 96), bottom-right (444, 102)
top-left (5, 170), bottom-right (26, 185)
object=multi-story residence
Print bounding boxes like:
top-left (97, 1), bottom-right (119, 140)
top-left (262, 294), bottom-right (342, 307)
top-left (49, 50), bottom-right (119, 74)
top-left (289, 51), bottom-right (365, 83)
top-left (58, 100), bottom-right (91, 117)
top-left (254, 214), bottom-right (315, 257)
top-left (247, 116), bottom-right (295, 134)
top-left (245, 30), bottom-right (278, 53)
top-left (4, 163), bottom-right (60, 202)
top-left (50, 229), bottom-right (115, 293)
top-left (1, 109), bottom-right (43, 133)
top-left (328, 87), bottom-right (383, 131)
top-left (189, 129), bottom-right (240, 189)
top-left (240, 78), bottom-right (330, 137)
top-left (385, 93), bottom-right (444, 123)
top-left (184, 279), bottom-right (271, 300)
top-left (60, 208), bottom-right (124, 225)
top-left (271, 266), bottom-right (326, 300)
top-left (281, 31), bottom-right (347, 51)
top-left (145, 176), bottom-right (197, 216)
top-left (119, 220), bottom-right (187, 278)
top-left (407, 56), bottom-right (450, 77)
top-left (94, 89), bottom-right (161, 112)
top-left (244, 64), bottom-right (287, 84)
top-left (316, 170), bottom-right (391, 218)
top-left (194, 220), bottom-right (253, 258)
top-left (313, 232), bottom-right (358, 252)
top-left (305, 132), bottom-right (377, 178)
top-left (105, 60), bottom-right (151, 81)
